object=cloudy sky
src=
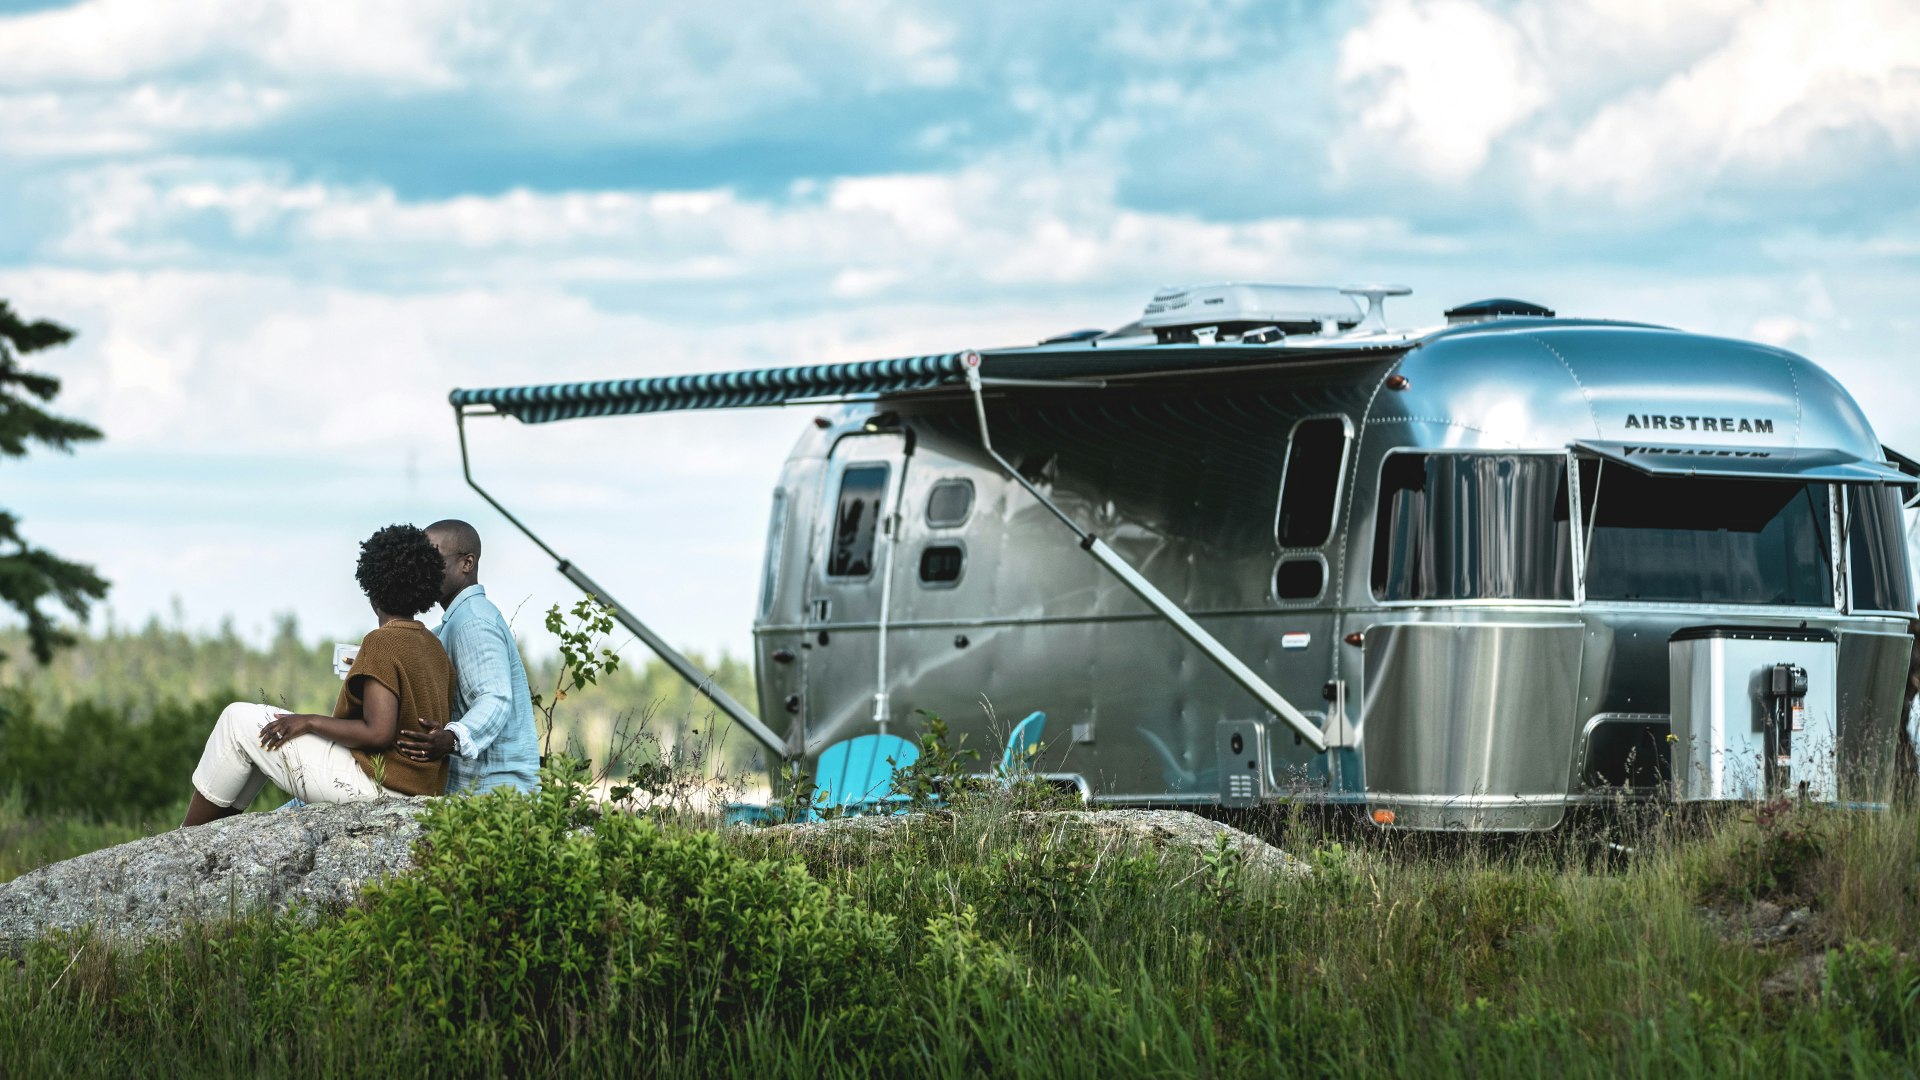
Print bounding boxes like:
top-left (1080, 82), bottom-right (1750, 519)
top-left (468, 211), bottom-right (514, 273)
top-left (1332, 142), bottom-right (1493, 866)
top-left (3, 0), bottom-right (1918, 660)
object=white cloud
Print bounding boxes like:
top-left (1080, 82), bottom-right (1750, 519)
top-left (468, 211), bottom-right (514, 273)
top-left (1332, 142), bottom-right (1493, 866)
top-left (0, 0), bottom-right (466, 88)
top-left (1335, 0), bottom-right (1550, 181)
top-left (45, 158), bottom-right (1461, 299)
top-left (1527, 0), bottom-right (1920, 206)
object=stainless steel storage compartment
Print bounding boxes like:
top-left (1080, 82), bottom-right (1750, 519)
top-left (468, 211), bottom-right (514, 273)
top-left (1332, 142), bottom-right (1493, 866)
top-left (1669, 626), bottom-right (1837, 802)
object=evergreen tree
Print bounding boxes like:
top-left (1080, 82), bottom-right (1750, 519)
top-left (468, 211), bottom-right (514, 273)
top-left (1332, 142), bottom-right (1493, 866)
top-left (0, 300), bottom-right (109, 665)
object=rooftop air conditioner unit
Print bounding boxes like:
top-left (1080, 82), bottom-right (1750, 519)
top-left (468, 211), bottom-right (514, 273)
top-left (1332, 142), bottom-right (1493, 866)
top-left (1140, 283), bottom-right (1363, 344)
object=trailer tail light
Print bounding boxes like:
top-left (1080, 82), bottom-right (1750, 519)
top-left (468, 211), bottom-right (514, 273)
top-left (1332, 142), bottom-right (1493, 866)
top-left (1371, 808), bottom-right (1396, 825)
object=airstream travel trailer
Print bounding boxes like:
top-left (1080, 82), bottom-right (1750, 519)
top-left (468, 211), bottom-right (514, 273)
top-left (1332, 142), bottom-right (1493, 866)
top-left (451, 284), bottom-right (1919, 829)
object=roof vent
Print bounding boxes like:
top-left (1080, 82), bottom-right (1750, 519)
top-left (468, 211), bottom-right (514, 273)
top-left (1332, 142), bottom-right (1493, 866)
top-left (1444, 298), bottom-right (1555, 325)
top-left (1140, 283), bottom-right (1360, 344)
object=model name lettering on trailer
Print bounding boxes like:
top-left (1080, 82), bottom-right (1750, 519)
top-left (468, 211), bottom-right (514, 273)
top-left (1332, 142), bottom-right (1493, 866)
top-left (1617, 445), bottom-right (1775, 459)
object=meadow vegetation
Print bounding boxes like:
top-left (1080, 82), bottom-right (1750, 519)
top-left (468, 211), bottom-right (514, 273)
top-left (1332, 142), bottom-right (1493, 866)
top-left (2, 761), bottom-right (1918, 1073)
top-left (3, 626), bottom-right (1918, 1076)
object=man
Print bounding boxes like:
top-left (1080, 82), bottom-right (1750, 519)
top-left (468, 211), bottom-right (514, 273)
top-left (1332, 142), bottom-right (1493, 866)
top-left (395, 519), bottom-right (540, 793)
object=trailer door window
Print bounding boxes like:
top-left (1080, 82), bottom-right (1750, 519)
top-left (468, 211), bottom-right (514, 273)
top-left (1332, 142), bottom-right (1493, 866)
top-left (1277, 418), bottom-right (1349, 549)
top-left (1371, 453), bottom-right (1573, 602)
top-left (1578, 460), bottom-right (1832, 606)
top-left (758, 489), bottom-right (787, 616)
top-left (1847, 484), bottom-right (1913, 612)
top-left (827, 464), bottom-right (889, 578)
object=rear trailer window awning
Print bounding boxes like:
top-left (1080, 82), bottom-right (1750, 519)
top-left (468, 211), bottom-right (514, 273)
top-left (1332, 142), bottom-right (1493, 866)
top-left (1573, 440), bottom-right (1910, 483)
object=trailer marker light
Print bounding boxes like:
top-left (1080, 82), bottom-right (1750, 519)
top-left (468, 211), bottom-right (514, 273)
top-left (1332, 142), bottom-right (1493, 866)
top-left (1343, 632), bottom-right (1364, 646)
top-left (1385, 374), bottom-right (1411, 391)
top-left (1371, 809), bottom-right (1396, 825)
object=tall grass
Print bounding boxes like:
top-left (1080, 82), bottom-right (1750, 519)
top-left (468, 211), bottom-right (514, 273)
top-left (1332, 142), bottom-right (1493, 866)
top-left (4, 765), bottom-right (1917, 1077)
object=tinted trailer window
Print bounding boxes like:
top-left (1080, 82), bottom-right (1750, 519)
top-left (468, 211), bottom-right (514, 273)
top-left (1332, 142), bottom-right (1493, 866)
top-left (1371, 454), bottom-right (1574, 602)
top-left (827, 464), bottom-right (889, 578)
top-left (1847, 483), bottom-right (1914, 612)
top-left (1578, 460), bottom-right (1833, 607)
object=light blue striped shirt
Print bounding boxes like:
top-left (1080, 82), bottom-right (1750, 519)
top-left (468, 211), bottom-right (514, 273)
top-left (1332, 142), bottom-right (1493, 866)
top-left (435, 584), bottom-right (540, 794)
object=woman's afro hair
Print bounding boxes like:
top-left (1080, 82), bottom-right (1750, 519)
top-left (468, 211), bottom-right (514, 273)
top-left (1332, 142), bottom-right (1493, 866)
top-left (355, 524), bottom-right (445, 617)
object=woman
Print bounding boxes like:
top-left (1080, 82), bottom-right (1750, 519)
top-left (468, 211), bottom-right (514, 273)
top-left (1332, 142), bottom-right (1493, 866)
top-left (181, 524), bottom-right (457, 827)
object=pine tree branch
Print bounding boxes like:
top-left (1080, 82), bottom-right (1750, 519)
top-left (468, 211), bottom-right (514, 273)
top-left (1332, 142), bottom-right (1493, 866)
top-left (0, 301), bottom-right (76, 356)
top-left (0, 299), bottom-right (108, 667)
top-left (0, 535), bottom-right (109, 666)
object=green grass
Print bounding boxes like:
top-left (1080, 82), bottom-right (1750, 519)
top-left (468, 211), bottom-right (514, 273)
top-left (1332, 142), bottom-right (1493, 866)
top-left (3, 772), bottom-right (1917, 1078)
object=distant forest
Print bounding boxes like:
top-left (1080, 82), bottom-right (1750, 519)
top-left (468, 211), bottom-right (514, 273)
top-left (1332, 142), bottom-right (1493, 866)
top-left (0, 616), bottom-right (762, 777)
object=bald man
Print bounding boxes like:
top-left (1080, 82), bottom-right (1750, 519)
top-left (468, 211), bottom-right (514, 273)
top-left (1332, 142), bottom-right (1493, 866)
top-left (395, 519), bottom-right (540, 793)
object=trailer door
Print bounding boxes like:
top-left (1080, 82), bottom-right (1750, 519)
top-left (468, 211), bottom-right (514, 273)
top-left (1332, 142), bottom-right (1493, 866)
top-left (802, 431), bottom-right (910, 752)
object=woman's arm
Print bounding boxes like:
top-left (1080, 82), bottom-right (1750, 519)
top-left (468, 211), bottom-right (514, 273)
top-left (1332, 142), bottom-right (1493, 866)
top-left (259, 678), bottom-right (401, 752)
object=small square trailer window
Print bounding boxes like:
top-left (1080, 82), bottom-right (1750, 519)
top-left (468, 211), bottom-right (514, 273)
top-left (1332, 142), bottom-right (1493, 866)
top-left (1274, 557), bottom-right (1325, 601)
top-left (926, 479), bottom-right (975, 527)
top-left (919, 544), bottom-right (965, 586)
top-left (827, 464), bottom-right (889, 578)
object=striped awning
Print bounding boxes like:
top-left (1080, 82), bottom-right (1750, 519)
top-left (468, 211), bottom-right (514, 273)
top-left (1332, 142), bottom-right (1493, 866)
top-left (450, 341), bottom-right (1407, 424)
top-left (449, 351), bottom-right (975, 423)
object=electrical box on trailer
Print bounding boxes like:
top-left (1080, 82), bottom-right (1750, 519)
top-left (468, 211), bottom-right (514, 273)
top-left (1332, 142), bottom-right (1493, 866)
top-left (1668, 626), bottom-right (1837, 802)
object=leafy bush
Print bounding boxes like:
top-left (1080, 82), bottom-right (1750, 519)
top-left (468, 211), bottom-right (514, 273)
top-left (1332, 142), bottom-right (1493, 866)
top-left (275, 762), bottom-right (900, 1069)
top-left (1701, 798), bottom-right (1833, 902)
top-left (0, 688), bottom-right (263, 819)
top-left (1828, 941), bottom-right (1920, 1054)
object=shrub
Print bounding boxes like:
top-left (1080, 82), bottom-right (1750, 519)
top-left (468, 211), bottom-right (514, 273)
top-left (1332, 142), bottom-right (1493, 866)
top-left (0, 689), bottom-right (252, 819)
top-left (274, 762), bottom-right (900, 1069)
top-left (1701, 797), bottom-right (1832, 902)
top-left (1827, 940), bottom-right (1920, 1055)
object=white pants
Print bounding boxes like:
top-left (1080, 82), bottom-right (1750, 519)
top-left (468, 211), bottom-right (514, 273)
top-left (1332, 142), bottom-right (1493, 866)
top-left (191, 702), bottom-right (387, 808)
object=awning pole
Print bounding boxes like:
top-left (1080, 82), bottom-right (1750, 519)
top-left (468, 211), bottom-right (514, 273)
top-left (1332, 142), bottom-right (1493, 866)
top-left (454, 407), bottom-right (791, 759)
top-left (960, 354), bottom-right (1329, 752)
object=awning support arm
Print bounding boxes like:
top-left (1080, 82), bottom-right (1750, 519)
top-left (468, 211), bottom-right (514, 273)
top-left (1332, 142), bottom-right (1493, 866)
top-left (454, 406), bottom-right (792, 760)
top-left (960, 354), bottom-right (1329, 753)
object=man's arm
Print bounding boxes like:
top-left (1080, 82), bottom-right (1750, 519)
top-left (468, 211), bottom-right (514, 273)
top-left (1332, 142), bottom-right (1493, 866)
top-left (427, 616), bottom-right (520, 761)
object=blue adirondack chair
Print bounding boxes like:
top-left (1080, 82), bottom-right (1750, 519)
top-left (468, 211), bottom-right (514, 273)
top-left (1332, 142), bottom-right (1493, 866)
top-left (811, 732), bottom-right (919, 816)
top-left (999, 711), bottom-right (1047, 779)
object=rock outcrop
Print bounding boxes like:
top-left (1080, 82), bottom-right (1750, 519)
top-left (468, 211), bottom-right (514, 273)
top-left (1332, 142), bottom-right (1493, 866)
top-left (0, 798), bottom-right (429, 950)
top-left (1, 802), bottom-right (1305, 951)
top-left (758, 808), bottom-right (1312, 879)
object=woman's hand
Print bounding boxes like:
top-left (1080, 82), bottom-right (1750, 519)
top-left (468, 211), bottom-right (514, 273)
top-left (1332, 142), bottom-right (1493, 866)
top-left (259, 712), bottom-right (317, 751)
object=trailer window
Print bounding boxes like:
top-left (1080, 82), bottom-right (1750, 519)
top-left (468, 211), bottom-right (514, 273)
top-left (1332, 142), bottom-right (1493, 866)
top-left (1847, 484), bottom-right (1913, 612)
top-left (758, 489), bottom-right (787, 616)
top-left (919, 544), bottom-right (964, 586)
top-left (1276, 418), bottom-right (1348, 549)
top-left (1371, 454), bottom-right (1573, 602)
top-left (926, 479), bottom-right (974, 528)
top-left (827, 464), bottom-right (889, 578)
top-left (1578, 460), bottom-right (1832, 607)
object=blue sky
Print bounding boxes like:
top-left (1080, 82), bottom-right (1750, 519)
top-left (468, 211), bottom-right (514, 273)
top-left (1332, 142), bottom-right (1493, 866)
top-left (3, 0), bottom-right (1919, 659)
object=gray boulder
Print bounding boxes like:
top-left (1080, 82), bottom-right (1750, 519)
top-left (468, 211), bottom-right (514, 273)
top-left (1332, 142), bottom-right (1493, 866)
top-left (757, 807), bottom-right (1311, 880)
top-left (0, 797), bottom-right (430, 951)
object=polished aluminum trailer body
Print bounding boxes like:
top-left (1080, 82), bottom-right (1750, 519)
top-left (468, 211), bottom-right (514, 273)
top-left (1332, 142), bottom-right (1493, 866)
top-left (451, 299), bottom-right (1917, 830)
top-left (748, 319), bottom-right (1915, 828)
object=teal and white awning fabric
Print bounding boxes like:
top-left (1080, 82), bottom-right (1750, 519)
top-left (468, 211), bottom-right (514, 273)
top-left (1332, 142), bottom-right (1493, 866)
top-left (450, 351), bottom-right (975, 423)
top-left (450, 341), bottom-right (1407, 424)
